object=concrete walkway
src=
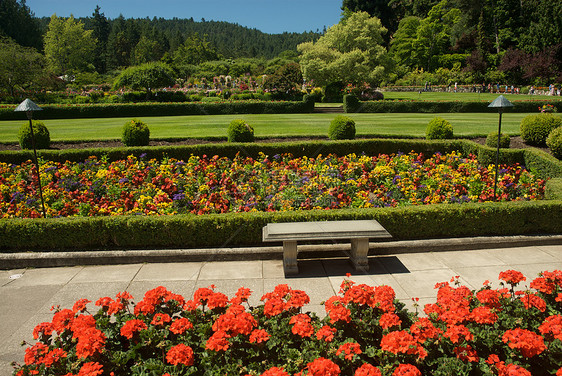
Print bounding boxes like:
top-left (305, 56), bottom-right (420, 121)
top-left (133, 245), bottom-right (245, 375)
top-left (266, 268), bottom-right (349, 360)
top-left (1, 241), bottom-right (562, 376)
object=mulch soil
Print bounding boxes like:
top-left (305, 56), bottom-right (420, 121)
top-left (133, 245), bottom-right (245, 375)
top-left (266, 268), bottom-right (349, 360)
top-left (0, 136), bottom-right (551, 154)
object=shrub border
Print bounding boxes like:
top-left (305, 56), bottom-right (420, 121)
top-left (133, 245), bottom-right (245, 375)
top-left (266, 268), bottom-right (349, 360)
top-left (0, 98), bottom-right (315, 120)
top-left (343, 95), bottom-right (562, 113)
top-left (1, 138), bottom-right (561, 252)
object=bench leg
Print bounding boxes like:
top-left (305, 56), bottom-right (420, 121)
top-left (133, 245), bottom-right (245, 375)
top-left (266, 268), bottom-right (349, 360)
top-left (350, 238), bottom-right (369, 271)
top-left (283, 240), bottom-right (298, 275)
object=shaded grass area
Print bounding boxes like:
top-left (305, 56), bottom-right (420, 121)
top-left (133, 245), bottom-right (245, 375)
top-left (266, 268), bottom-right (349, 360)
top-left (0, 112), bottom-right (533, 143)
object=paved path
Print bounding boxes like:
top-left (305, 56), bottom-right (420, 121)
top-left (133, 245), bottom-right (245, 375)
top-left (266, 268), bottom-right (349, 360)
top-left (1, 243), bottom-right (562, 376)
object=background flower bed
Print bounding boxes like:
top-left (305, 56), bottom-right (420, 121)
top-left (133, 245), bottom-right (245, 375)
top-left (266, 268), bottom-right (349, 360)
top-left (13, 270), bottom-right (562, 375)
top-left (0, 151), bottom-right (546, 218)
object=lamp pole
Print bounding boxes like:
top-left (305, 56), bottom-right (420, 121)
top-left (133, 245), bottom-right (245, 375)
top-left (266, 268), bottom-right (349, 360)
top-left (488, 95), bottom-right (514, 201)
top-left (15, 99), bottom-right (47, 218)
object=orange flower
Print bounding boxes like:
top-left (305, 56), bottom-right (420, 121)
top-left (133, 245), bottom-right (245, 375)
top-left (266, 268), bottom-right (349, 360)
top-left (206, 330), bottom-right (230, 351)
top-left (316, 325), bottom-right (337, 342)
top-left (336, 342), bottom-right (362, 360)
top-left (249, 329), bottom-right (270, 343)
top-left (260, 367), bottom-right (290, 376)
top-left (502, 328), bottom-right (546, 357)
top-left (392, 364), bottom-right (421, 376)
top-left (151, 313), bottom-right (171, 326)
top-left (120, 319), bottom-right (147, 339)
top-left (170, 317), bottom-right (193, 335)
top-left (166, 343), bottom-right (194, 366)
top-left (499, 270), bottom-right (526, 285)
top-left (379, 312), bottom-right (402, 330)
top-left (289, 313), bottom-right (314, 337)
top-left (77, 361), bottom-right (103, 376)
top-left (306, 357), bottom-right (340, 376)
top-left (539, 315), bottom-right (562, 340)
top-left (354, 364), bottom-right (382, 376)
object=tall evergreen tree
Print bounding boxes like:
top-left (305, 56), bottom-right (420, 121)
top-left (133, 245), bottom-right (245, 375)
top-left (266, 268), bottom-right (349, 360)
top-left (0, 0), bottom-right (42, 49)
top-left (91, 6), bottom-right (110, 73)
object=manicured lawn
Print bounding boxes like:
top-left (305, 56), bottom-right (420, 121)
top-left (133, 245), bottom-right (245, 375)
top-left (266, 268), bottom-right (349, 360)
top-left (0, 112), bottom-right (534, 143)
top-left (381, 90), bottom-right (562, 102)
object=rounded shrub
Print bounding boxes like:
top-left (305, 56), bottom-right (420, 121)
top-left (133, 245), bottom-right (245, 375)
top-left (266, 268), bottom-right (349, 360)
top-left (426, 117), bottom-right (453, 139)
top-left (520, 113), bottom-right (562, 146)
top-left (546, 127), bottom-right (562, 159)
top-left (227, 119), bottom-right (254, 142)
top-left (18, 120), bottom-right (50, 149)
top-left (485, 132), bottom-right (511, 148)
top-left (122, 119), bottom-right (150, 146)
top-left (328, 115), bottom-right (356, 140)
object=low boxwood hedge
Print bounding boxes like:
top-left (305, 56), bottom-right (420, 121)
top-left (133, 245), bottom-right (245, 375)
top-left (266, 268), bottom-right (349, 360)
top-left (0, 99), bottom-right (315, 120)
top-left (344, 98), bottom-right (562, 113)
top-left (1, 201), bottom-right (561, 251)
top-left (1, 137), bottom-right (562, 252)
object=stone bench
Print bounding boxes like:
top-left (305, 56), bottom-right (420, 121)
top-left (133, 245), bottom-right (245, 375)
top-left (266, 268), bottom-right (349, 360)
top-left (262, 220), bottom-right (392, 275)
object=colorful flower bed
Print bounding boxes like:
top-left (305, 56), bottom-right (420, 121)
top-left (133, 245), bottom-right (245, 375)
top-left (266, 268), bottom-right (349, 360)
top-left (0, 151), bottom-right (546, 218)
top-left (13, 270), bottom-right (562, 375)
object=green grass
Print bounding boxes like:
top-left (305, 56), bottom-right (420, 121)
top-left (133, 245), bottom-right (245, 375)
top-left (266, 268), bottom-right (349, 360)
top-left (0, 112), bottom-right (535, 143)
top-left (381, 91), bottom-right (562, 102)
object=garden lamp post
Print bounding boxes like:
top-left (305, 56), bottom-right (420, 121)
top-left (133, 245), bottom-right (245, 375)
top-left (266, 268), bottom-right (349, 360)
top-left (14, 99), bottom-right (46, 218)
top-left (488, 95), bottom-right (514, 202)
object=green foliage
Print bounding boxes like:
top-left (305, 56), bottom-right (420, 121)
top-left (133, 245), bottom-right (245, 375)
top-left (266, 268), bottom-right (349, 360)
top-left (343, 94), bottom-right (361, 113)
top-left (520, 113), bottom-right (562, 146)
top-left (1, 200), bottom-right (562, 251)
top-left (18, 120), bottom-right (50, 150)
top-left (113, 62), bottom-right (175, 92)
top-left (0, 100), bottom-right (314, 120)
top-left (0, 37), bottom-right (46, 96)
top-left (297, 11), bottom-right (391, 87)
top-left (546, 127), bottom-right (562, 159)
top-left (122, 119), bottom-right (150, 146)
top-left (328, 115), bottom-right (356, 140)
top-left (426, 117), bottom-right (453, 139)
top-left (43, 14), bottom-right (96, 75)
top-left (344, 99), bottom-right (555, 113)
top-left (227, 119), bottom-right (254, 142)
top-left (485, 132), bottom-right (510, 148)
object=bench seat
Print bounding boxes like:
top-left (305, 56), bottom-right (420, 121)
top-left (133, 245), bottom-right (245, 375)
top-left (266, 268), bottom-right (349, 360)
top-left (262, 220), bottom-right (392, 275)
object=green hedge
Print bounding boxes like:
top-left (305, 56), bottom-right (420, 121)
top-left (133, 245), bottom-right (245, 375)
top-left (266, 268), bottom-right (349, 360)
top-left (345, 99), bottom-right (562, 113)
top-left (0, 99), bottom-right (314, 120)
top-left (1, 201), bottom-right (561, 251)
top-left (0, 138), bottom-right (521, 165)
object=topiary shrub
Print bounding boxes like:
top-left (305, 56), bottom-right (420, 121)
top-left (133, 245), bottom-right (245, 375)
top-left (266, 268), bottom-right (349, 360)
top-left (520, 113), bottom-right (562, 146)
top-left (546, 127), bottom-right (562, 159)
top-left (227, 119), bottom-right (254, 142)
top-left (122, 119), bottom-right (150, 146)
top-left (485, 132), bottom-right (511, 148)
top-left (426, 117), bottom-right (453, 139)
top-left (18, 120), bottom-right (50, 149)
top-left (328, 115), bottom-right (356, 140)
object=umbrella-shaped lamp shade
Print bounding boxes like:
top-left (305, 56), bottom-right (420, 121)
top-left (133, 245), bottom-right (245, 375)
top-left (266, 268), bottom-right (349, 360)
top-left (488, 95), bottom-right (514, 109)
top-left (15, 99), bottom-right (43, 120)
top-left (14, 98), bottom-right (43, 112)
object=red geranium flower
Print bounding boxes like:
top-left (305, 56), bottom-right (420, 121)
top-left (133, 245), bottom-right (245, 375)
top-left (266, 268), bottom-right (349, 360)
top-left (502, 328), bottom-right (546, 357)
top-left (261, 366), bottom-right (290, 376)
top-left (336, 342), bottom-right (362, 360)
top-left (166, 343), bottom-right (194, 366)
top-left (392, 364), bottom-right (421, 376)
top-left (379, 312), bottom-right (402, 329)
top-left (316, 325), bottom-right (337, 342)
top-left (355, 363), bottom-right (382, 376)
top-left (499, 270), bottom-right (526, 285)
top-left (170, 317), bottom-right (193, 334)
top-left (77, 361), bottom-right (103, 376)
top-left (120, 319), bottom-right (147, 339)
top-left (306, 357), bottom-right (341, 376)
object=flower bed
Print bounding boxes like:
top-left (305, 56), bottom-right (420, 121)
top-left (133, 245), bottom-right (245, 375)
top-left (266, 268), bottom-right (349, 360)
top-left (13, 270), bottom-right (562, 375)
top-left (0, 152), bottom-right (546, 218)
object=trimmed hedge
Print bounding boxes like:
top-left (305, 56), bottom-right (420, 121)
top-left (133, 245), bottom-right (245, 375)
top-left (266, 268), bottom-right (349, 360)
top-left (0, 99), bottom-right (315, 120)
top-left (344, 99), bottom-right (562, 113)
top-left (2, 138), bottom-right (562, 252)
top-left (1, 201), bottom-right (561, 251)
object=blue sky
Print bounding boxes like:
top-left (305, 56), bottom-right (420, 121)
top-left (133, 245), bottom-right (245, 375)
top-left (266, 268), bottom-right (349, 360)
top-left (26, 0), bottom-right (343, 34)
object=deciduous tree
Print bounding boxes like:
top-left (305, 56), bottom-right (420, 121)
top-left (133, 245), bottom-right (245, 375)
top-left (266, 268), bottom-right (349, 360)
top-left (298, 11), bottom-right (391, 87)
top-left (43, 14), bottom-right (96, 75)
